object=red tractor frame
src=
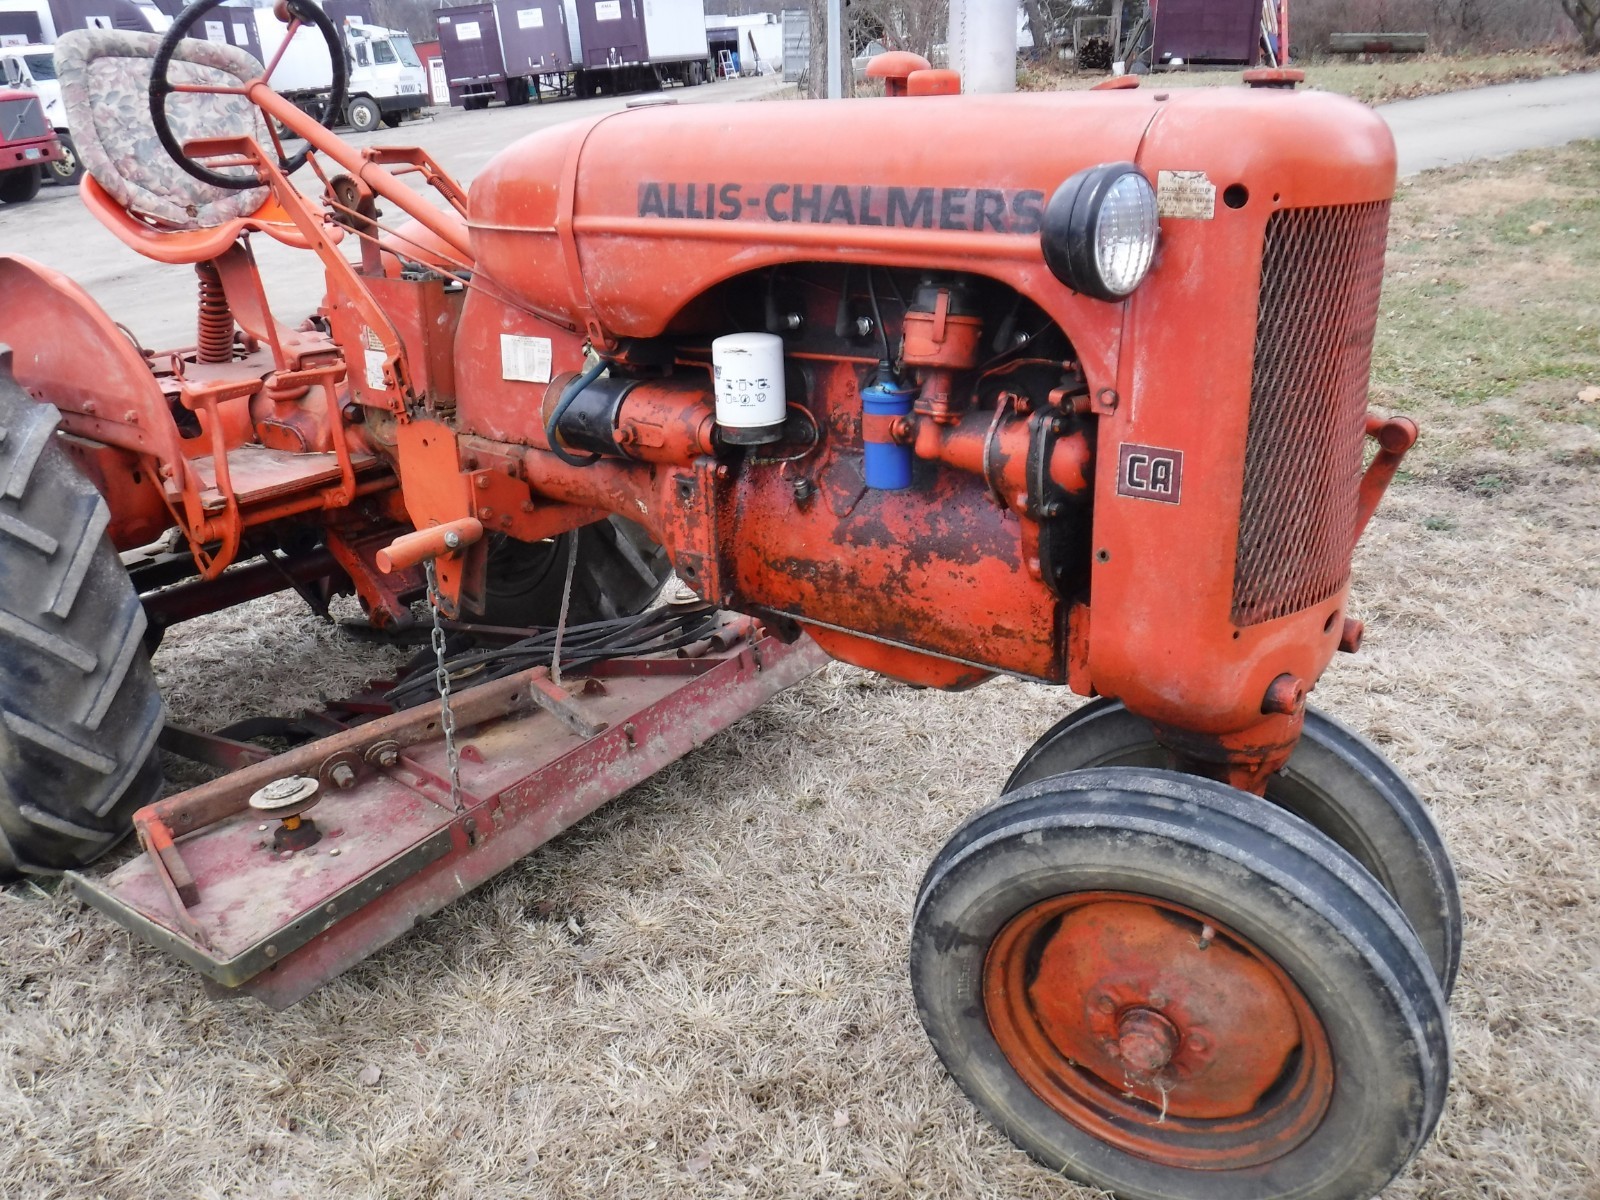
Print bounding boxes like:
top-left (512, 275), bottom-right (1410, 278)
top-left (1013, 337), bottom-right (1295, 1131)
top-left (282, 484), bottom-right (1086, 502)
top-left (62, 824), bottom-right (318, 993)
top-left (0, 7), bottom-right (1454, 1200)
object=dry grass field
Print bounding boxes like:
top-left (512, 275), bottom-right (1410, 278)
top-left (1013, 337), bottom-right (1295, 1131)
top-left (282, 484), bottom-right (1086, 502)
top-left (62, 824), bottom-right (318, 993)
top-left (1018, 49), bottom-right (1596, 105)
top-left (2, 144), bottom-right (1598, 1199)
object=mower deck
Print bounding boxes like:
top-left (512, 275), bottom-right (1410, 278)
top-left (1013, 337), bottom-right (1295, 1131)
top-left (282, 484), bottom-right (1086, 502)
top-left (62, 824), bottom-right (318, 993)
top-left (71, 617), bottom-right (826, 1008)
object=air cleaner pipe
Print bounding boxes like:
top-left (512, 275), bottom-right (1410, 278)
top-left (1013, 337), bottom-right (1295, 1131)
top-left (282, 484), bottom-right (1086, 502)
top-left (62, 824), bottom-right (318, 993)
top-left (907, 409), bottom-right (1091, 508)
top-left (541, 375), bottom-right (717, 463)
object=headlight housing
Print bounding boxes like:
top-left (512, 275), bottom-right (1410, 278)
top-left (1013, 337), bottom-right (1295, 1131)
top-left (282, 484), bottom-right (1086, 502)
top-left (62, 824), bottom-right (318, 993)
top-left (1040, 162), bottom-right (1159, 301)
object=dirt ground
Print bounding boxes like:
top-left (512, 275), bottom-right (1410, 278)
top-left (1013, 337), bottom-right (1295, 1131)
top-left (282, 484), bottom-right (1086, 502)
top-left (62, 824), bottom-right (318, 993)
top-left (2, 143), bottom-right (1598, 1199)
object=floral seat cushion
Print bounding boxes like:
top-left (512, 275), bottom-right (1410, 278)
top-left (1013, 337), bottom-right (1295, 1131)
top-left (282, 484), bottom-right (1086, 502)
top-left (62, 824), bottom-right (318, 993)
top-left (55, 28), bottom-right (270, 230)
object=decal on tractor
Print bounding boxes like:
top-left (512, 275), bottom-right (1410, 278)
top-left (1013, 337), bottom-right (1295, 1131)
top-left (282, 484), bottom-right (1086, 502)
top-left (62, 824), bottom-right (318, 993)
top-left (1117, 442), bottom-right (1184, 503)
top-left (500, 333), bottom-right (553, 384)
top-left (636, 182), bottom-right (1047, 233)
top-left (1156, 169), bottom-right (1217, 219)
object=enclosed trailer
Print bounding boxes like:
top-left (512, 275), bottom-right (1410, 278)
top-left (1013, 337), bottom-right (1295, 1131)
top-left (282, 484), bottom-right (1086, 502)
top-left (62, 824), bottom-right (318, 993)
top-left (321, 0), bottom-right (372, 27)
top-left (0, 0), bottom-right (169, 43)
top-left (1151, 0), bottom-right (1268, 67)
top-left (437, 0), bottom-right (569, 109)
top-left (568, 0), bottom-right (710, 94)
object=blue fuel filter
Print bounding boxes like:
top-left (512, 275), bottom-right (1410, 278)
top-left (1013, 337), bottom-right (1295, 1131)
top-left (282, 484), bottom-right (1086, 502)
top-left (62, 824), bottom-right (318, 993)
top-left (861, 379), bottom-right (916, 490)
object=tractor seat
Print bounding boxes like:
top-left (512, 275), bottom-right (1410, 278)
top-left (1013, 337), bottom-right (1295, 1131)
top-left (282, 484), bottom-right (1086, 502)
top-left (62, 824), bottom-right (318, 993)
top-left (55, 28), bottom-right (272, 231)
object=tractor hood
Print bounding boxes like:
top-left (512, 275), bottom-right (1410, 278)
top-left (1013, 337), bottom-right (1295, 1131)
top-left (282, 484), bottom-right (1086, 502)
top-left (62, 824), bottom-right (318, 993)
top-left (466, 86), bottom-right (1395, 343)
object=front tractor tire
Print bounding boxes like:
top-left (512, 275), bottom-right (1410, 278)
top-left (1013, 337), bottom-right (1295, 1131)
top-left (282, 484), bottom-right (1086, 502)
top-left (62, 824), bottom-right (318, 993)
top-left (1003, 699), bottom-right (1462, 995)
top-left (912, 769), bottom-right (1450, 1200)
top-left (0, 369), bottom-right (163, 879)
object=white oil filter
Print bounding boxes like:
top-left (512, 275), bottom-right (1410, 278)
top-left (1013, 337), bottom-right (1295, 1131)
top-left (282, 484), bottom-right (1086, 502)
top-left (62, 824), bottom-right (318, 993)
top-left (711, 332), bottom-right (786, 444)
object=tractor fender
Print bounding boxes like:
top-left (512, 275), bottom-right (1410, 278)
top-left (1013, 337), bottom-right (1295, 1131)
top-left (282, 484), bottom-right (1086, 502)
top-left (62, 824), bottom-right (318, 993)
top-left (0, 255), bottom-right (187, 543)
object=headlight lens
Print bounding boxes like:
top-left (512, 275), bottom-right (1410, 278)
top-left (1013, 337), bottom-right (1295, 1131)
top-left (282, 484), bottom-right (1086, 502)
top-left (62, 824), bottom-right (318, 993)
top-left (1040, 162), bottom-right (1160, 301)
top-left (1094, 171), bottom-right (1159, 296)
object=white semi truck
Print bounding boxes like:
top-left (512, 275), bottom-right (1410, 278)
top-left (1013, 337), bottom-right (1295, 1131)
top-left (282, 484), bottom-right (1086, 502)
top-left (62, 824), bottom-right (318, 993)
top-left (0, 0), bottom-right (426, 164)
top-left (246, 4), bottom-right (428, 132)
top-left (0, 42), bottom-right (78, 182)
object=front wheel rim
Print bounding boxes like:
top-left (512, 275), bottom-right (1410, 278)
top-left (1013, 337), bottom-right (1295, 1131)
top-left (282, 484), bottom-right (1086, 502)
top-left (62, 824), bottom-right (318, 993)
top-left (983, 891), bottom-right (1333, 1169)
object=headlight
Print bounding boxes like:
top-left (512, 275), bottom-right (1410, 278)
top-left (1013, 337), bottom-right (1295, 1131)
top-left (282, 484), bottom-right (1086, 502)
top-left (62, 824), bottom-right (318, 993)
top-left (1040, 162), bottom-right (1159, 301)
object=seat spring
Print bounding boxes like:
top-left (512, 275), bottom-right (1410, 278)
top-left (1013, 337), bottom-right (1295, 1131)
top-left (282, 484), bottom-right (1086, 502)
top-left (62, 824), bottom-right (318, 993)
top-left (194, 262), bottom-right (235, 365)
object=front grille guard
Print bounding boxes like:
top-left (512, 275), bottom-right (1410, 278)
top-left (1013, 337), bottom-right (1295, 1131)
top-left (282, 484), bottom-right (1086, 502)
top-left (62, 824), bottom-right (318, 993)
top-left (1232, 201), bottom-right (1391, 627)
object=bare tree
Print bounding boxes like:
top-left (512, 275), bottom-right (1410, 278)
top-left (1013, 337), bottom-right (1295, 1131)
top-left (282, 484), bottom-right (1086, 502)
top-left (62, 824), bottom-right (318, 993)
top-left (850, 0), bottom-right (947, 60)
top-left (1562, 0), bottom-right (1600, 52)
top-left (1020, 0), bottom-right (1052, 55)
top-left (806, 0), bottom-right (828, 97)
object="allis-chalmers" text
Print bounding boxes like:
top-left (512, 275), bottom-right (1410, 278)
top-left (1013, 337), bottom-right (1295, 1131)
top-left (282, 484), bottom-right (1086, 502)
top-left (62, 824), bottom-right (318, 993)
top-left (636, 182), bottom-right (1047, 234)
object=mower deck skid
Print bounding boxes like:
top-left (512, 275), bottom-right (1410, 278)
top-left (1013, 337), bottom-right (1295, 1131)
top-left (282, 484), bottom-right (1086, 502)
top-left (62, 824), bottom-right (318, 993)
top-left (70, 619), bottom-right (826, 1009)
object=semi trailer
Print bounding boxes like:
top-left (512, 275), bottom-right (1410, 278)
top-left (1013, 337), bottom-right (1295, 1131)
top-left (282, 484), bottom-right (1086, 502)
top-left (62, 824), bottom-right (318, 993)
top-left (0, 0), bottom-right (170, 42)
top-left (436, 0), bottom-right (570, 110)
top-left (567, 0), bottom-right (710, 93)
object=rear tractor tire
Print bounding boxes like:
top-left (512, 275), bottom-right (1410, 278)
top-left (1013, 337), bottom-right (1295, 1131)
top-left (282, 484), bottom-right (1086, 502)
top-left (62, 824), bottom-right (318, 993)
top-left (0, 367), bottom-right (164, 879)
top-left (480, 516), bottom-right (671, 627)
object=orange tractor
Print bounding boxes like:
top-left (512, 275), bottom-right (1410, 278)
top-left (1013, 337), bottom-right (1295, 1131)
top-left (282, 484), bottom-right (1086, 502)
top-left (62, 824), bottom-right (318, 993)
top-left (0, 6), bottom-right (1453, 1198)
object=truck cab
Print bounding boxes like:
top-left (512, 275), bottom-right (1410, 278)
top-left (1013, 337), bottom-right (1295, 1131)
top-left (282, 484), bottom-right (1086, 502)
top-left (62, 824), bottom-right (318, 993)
top-left (338, 21), bottom-right (428, 130)
top-left (0, 81), bottom-right (63, 201)
top-left (252, 12), bottom-right (429, 133)
top-left (0, 44), bottom-right (80, 183)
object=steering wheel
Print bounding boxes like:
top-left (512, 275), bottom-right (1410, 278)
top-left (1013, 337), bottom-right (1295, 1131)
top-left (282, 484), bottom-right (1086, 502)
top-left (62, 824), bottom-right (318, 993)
top-left (148, 0), bottom-right (348, 191)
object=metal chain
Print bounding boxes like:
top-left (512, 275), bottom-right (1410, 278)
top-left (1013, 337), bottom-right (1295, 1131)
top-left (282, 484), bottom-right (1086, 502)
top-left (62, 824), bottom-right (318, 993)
top-left (423, 557), bottom-right (463, 813)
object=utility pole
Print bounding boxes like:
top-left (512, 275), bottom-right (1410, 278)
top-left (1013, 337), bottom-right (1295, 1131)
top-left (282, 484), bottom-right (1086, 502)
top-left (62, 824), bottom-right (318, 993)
top-left (948, 0), bottom-right (966, 79)
top-left (962, 0), bottom-right (1015, 93)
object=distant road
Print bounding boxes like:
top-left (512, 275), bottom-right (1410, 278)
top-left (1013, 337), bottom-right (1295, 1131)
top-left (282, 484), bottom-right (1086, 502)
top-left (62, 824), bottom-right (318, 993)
top-left (1379, 72), bottom-right (1600, 176)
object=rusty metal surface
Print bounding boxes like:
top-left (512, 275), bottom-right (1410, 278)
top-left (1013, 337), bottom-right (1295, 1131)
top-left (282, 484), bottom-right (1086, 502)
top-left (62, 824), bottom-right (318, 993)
top-left (983, 891), bottom-right (1333, 1168)
top-left (27, 62), bottom-right (1415, 852)
top-left (71, 630), bottom-right (827, 1006)
top-left (1356, 413), bottom-right (1419, 540)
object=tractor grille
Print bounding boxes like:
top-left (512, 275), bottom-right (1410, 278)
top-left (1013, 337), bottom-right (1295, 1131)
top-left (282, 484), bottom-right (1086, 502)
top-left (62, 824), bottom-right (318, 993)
top-left (0, 95), bottom-right (48, 143)
top-left (1232, 201), bottom-right (1390, 626)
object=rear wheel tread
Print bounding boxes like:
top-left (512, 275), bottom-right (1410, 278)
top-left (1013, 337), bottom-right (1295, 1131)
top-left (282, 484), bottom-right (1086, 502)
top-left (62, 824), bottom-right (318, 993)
top-left (0, 510), bottom-right (58, 554)
top-left (0, 371), bottom-right (163, 877)
top-left (47, 495), bottom-right (110, 618)
top-left (1, 401), bottom-right (57, 498)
